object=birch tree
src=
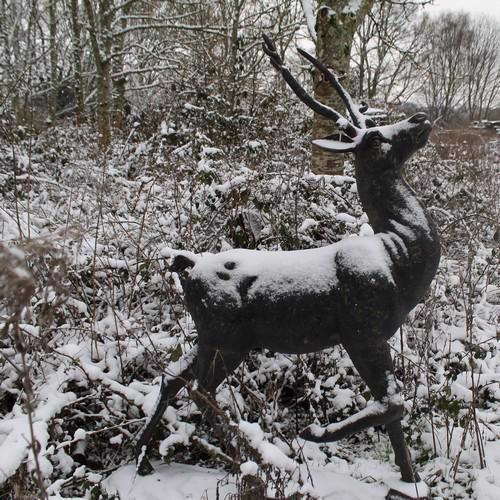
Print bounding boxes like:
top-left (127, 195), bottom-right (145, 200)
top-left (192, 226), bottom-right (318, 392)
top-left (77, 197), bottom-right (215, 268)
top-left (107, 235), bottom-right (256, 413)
top-left (305, 0), bottom-right (375, 174)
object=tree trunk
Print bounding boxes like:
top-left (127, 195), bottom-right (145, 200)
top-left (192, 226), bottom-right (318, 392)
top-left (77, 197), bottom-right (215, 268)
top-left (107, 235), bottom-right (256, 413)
top-left (312, 0), bottom-right (374, 174)
top-left (96, 61), bottom-right (112, 148)
top-left (48, 0), bottom-right (58, 122)
top-left (83, 0), bottom-right (113, 150)
top-left (69, 0), bottom-right (84, 121)
top-left (112, 2), bottom-right (134, 128)
top-left (228, 0), bottom-right (244, 113)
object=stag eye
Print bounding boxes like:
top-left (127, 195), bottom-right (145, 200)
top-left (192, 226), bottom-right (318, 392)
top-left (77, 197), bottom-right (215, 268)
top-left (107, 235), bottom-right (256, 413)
top-left (369, 135), bottom-right (382, 148)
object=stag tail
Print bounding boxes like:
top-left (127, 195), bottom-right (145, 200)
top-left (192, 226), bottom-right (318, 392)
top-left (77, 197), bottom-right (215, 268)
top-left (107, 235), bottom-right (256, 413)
top-left (170, 253), bottom-right (197, 272)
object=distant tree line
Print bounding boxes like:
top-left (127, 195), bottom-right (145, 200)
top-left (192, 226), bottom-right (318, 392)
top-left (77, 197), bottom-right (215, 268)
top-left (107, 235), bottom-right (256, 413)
top-left (353, 6), bottom-right (500, 123)
top-left (419, 12), bottom-right (500, 123)
top-left (0, 1), bottom-right (498, 150)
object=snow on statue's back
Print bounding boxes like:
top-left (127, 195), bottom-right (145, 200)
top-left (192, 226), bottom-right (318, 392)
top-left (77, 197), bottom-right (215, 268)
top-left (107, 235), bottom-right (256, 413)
top-left (134, 34), bottom-right (440, 500)
top-left (183, 233), bottom-right (393, 303)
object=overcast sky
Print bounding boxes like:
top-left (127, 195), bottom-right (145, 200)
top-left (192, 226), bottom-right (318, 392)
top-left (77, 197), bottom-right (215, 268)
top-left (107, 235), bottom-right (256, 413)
top-left (424, 0), bottom-right (500, 19)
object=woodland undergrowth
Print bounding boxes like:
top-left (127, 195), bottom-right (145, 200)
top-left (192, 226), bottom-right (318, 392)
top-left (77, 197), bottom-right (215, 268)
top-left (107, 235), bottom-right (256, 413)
top-left (0, 99), bottom-right (498, 499)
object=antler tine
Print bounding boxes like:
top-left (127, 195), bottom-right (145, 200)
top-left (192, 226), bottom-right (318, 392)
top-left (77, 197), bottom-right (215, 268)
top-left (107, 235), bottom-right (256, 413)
top-left (359, 101), bottom-right (376, 128)
top-left (297, 47), bottom-right (367, 129)
top-left (262, 34), bottom-right (358, 138)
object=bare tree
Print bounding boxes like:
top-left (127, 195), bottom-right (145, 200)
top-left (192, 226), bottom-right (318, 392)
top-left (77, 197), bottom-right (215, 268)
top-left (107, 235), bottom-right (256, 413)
top-left (419, 12), bottom-right (500, 123)
top-left (352, 1), bottom-right (423, 103)
top-left (165, 0), bottom-right (301, 115)
top-left (68, 0), bottom-right (85, 121)
top-left (0, 1), bottom-right (43, 124)
top-left (82, 0), bottom-right (114, 149)
top-left (421, 12), bottom-right (470, 122)
top-left (48, 0), bottom-right (58, 121)
top-left (463, 16), bottom-right (500, 121)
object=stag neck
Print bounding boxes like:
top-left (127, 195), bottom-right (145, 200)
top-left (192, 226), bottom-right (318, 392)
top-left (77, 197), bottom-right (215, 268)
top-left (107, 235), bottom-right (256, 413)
top-left (355, 161), bottom-right (440, 306)
top-left (354, 162), bottom-right (436, 245)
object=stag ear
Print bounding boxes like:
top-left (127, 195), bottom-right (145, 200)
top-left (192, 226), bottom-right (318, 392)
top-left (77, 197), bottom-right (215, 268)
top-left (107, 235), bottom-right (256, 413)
top-left (312, 133), bottom-right (359, 153)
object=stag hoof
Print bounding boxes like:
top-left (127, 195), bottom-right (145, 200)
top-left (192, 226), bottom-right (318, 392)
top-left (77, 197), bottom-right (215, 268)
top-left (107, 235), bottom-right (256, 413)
top-left (136, 457), bottom-right (154, 476)
top-left (386, 489), bottom-right (428, 500)
top-left (136, 448), bottom-right (155, 476)
top-left (385, 479), bottom-right (429, 499)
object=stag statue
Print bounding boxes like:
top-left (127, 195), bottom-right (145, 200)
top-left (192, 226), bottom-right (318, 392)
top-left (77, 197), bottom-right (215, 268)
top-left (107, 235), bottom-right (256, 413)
top-left (135, 35), bottom-right (440, 495)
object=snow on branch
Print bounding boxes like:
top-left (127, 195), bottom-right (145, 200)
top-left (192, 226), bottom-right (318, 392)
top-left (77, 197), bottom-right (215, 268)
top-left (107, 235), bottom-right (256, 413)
top-left (300, 0), bottom-right (317, 42)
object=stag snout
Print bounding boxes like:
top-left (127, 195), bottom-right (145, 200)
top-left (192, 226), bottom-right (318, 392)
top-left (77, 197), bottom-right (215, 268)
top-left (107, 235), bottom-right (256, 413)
top-left (410, 113), bottom-right (432, 147)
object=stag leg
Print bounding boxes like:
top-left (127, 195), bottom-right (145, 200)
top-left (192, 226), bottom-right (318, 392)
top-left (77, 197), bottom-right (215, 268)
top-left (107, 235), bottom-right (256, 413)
top-left (349, 342), bottom-right (419, 483)
top-left (193, 343), bottom-right (244, 455)
top-left (195, 344), bottom-right (244, 392)
top-left (301, 339), bottom-right (419, 483)
top-left (135, 365), bottom-right (194, 475)
top-left (386, 420), bottom-right (420, 483)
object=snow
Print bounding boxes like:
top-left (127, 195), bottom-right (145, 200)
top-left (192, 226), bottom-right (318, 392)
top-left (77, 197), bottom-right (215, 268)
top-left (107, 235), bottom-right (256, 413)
top-left (343, 0), bottom-right (363, 15)
top-left (158, 421), bottom-right (195, 454)
top-left (109, 434), bottom-right (123, 445)
top-left (240, 460), bottom-right (258, 476)
top-left (300, 0), bottom-right (317, 41)
top-left (331, 387), bottom-right (356, 410)
top-left (239, 420), bottom-right (297, 472)
top-left (183, 103), bottom-right (204, 112)
top-left (384, 478), bottom-right (429, 498)
top-left (0, 372), bottom-right (76, 484)
top-left (474, 441), bottom-right (500, 499)
top-left (73, 429), bottom-right (86, 441)
top-left (214, 175), bottom-right (247, 194)
top-left (336, 117), bottom-right (351, 129)
top-left (335, 212), bottom-right (357, 224)
top-left (377, 119), bottom-right (428, 140)
top-left (104, 462), bottom-right (236, 500)
top-left (306, 401), bottom-right (386, 439)
top-left (313, 138), bottom-right (358, 152)
top-left (359, 222), bottom-right (374, 237)
top-left (243, 139), bottom-right (265, 150)
top-left (187, 234), bottom-right (394, 305)
top-left (315, 115), bottom-right (431, 153)
top-left (201, 146), bottom-right (223, 156)
top-left (103, 460), bottom-right (397, 499)
top-left (298, 217), bottom-right (318, 232)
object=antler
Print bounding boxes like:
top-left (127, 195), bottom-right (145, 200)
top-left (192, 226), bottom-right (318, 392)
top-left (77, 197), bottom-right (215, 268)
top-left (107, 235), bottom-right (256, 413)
top-left (296, 48), bottom-right (371, 129)
top-left (262, 34), bottom-right (359, 138)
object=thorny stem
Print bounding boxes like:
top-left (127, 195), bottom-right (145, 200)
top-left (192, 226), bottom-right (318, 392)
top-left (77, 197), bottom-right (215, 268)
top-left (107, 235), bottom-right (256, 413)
top-left (16, 323), bottom-right (48, 499)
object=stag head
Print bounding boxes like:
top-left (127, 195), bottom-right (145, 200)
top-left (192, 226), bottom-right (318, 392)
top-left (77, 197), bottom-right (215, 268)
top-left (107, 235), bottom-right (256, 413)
top-left (262, 34), bottom-right (431, 172)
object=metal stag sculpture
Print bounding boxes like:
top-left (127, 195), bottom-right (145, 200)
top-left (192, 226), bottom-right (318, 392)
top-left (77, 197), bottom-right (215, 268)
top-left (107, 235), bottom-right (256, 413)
top-left (135, 35), bottom-right (440, 489)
